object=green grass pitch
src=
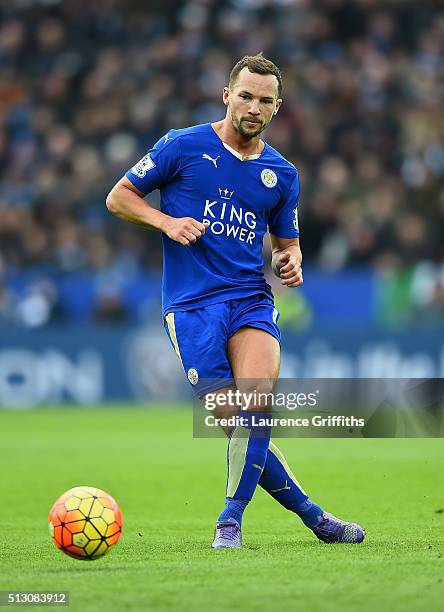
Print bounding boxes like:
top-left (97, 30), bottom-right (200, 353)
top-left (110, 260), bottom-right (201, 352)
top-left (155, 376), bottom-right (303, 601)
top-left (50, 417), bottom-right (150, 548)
top-left (0, 407), bottom-right (443, 611)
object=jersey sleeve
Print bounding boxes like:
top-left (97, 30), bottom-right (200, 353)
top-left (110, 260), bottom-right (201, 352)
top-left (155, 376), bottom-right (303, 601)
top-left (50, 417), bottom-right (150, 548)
top-left (268, 172), bottom-right (300, 238)
top-left (124, 132), bottom-right (182, 194)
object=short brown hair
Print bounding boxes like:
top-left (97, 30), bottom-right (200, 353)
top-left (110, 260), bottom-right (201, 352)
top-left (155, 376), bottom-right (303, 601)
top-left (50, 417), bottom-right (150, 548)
top-left (229, 53), bottom-right (283, 98)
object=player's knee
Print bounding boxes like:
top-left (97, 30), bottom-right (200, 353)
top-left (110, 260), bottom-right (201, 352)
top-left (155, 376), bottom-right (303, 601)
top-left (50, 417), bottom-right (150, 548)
top-left (239, 379), bottom-right (275, 412)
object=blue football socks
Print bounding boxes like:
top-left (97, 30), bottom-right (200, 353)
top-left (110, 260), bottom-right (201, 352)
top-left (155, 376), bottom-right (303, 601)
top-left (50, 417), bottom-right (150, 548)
top-left (217, 498), bottom-right (248, 526)
top-left (259, 441), bottom-right (324, 528)
top-left (218, 412), bottom-right (272, 527)
top-left (217, 420), bottom-right (324, 529)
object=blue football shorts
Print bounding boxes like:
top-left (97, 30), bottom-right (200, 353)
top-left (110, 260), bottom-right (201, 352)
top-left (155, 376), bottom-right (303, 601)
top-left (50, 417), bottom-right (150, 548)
top-left (164, 294), bottom-right (281, 397)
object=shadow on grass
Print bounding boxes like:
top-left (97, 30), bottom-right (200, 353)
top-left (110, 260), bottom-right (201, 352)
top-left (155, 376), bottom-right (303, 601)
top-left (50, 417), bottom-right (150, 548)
top-left (44, 562), bottom-right (150, 575)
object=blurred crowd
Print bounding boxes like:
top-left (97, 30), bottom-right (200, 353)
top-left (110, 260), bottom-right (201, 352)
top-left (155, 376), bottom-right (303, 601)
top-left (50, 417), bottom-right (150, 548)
top-left (0, 0), bottom-right (443, 326)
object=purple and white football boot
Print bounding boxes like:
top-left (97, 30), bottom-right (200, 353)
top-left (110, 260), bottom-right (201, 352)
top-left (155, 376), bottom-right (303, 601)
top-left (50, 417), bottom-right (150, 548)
top-left (312, 512), bottom-right (365, 544)
top-left (211, 518), bottom-right (242, 549)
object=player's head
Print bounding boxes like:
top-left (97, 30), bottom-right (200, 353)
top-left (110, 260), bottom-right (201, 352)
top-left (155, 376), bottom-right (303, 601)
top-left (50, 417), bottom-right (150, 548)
top-left (224, 53), bottom-right (283, 139)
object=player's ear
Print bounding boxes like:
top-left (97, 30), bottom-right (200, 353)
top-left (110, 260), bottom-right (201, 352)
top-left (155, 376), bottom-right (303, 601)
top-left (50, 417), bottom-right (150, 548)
top-left (274, 99), bottom-right (282, 115)
top-left (222, 86), bottom-right (229, 106)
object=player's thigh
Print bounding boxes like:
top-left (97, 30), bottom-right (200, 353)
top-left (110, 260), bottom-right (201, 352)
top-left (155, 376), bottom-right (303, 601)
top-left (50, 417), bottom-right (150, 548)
top-left (228, 326), bottom-right (280, 409)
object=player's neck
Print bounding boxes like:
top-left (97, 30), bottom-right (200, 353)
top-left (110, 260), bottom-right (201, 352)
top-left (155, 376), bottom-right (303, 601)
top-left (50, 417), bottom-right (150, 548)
top-left (212, 120), bottom-right (264, 157)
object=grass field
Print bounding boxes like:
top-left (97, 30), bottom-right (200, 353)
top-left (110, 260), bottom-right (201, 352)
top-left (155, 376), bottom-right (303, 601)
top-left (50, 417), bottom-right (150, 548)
top-left (0, 407), bottom-right (443, 611)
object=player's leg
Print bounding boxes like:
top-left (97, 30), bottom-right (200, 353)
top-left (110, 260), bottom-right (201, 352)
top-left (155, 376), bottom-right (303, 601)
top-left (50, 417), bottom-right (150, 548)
top-left (214, 327), bottom-right (336, 536)
top-left (165, 303), bottom-right (364, 545)
top-left (165, 304), bottom-right (250, 549)
top-left (211, 327), bottom-right (276, 548)
top-left (212, 406), bottom-right (365, 544)
top-left (211, 390), bottom-right (326, 528)
top-left (259, 440), bottom-right (324, 527)
top-left (222, 305), bottom-right (326, 523)
top-left (226, 327), bottom-right (365, 543)
top-left (221, 297), bottom-right (365, 544)
top-left (205, 320), bottom-right (311, 519)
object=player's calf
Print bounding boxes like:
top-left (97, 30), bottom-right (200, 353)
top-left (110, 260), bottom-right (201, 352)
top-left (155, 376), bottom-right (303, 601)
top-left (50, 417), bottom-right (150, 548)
top-left (213, 409), bottom-right (272, 548)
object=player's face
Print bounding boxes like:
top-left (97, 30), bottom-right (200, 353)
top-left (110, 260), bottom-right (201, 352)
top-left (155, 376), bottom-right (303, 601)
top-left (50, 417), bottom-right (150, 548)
top-left (224, 67), bottom-right (282, 139)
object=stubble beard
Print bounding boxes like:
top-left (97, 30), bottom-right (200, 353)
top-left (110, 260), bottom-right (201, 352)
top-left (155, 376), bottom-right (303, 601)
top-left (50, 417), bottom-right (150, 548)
top-left (231, 110), bottom-right (266, 139)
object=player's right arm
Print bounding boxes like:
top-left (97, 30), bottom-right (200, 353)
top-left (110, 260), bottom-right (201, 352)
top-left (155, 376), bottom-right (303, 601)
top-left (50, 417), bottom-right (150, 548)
top-left (107, 130), bottom-right (206, 246)
top-left (106, 177), bottom-right (205, 246)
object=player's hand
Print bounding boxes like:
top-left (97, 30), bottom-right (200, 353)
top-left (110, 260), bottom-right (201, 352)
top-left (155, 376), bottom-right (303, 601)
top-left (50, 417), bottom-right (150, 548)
top-left (274, 251), bottom-right (303, 287)
top-left (163, 217), bottom-right (206, 246)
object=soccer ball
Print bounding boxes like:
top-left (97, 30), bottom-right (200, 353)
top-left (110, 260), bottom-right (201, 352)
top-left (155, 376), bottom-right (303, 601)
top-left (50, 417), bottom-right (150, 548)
top-left (48, 486), bottom-right (123, 560)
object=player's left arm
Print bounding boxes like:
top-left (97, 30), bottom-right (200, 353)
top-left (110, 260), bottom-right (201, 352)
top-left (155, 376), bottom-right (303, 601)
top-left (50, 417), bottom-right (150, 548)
top-left (270, 235), bottom-right (303, 288)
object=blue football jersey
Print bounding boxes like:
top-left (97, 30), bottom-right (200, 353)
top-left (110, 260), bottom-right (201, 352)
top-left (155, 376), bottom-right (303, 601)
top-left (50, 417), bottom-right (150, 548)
top-left (125, 123), bottom-right (300, 315)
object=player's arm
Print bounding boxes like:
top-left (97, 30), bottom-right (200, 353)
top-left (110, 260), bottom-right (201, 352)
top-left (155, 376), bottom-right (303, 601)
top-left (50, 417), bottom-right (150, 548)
top-left (270, 235), bottom-right (303, 288)
top-left (106, 177), bottom-right (205, 246)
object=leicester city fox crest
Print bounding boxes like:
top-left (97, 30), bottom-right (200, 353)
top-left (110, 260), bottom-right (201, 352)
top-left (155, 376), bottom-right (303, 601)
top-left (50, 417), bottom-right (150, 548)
top-left (261, 168), bottom-right (277, 188)
top-left (187, 368), bottom-right (199, 385)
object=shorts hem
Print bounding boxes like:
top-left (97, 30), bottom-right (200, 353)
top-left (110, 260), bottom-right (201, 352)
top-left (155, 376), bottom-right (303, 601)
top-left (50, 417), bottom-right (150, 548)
top-left (228, 322), bottom-right (281, 345)
top-left (195, 378), bottom-right (236, 398)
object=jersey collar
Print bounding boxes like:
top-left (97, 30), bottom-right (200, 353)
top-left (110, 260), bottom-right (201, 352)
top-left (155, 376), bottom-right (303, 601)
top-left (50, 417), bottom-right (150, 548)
top-left (209, 123), bottom-right (264, 161)
top-left (222, 141), bottom-right (262, 162)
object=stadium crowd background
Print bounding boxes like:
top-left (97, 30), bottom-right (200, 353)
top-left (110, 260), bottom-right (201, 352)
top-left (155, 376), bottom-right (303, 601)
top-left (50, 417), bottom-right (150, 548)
top-left (1, 0), bottom-right (443, 328)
